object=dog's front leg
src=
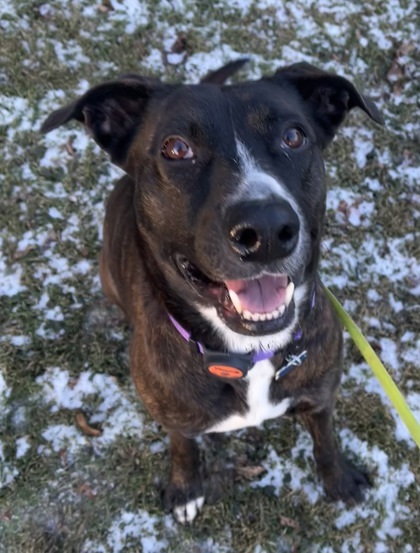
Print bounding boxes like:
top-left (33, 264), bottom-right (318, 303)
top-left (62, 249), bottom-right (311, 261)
top-left (163, 431), bottom-right (204, 524)
top-left (300, 409), bottom-right (371, 504)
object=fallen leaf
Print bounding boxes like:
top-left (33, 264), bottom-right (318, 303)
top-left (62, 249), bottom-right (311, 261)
top-left (396, 42), bottom-right (415, 56)
top-left (78, 482), bottom-right (96, 499)
top-left (75, 410), bottom-right (103, 437)
top-left (65, 138), bottom-right (75, 156)
top-left (386, 58), bottom-right (404, 83)
top-left (98, 0), bottom-right (114, 13)
top-left (171, 32), bottom-right (188, 54)
top-left (13, 245), bottom-right (35, 260)
top-left (279, 515), bottom-right (300, 530)
top-left (236, 465), bottom-right (266, 479)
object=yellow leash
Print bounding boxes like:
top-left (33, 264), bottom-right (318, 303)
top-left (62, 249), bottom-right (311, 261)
top-left (324, 285), bottom-right (420, 449)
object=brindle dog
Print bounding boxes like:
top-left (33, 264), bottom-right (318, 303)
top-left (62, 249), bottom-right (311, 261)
top-left (41, 60), bottom-right (383, 523)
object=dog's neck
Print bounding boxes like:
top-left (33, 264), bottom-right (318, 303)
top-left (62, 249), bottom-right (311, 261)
top-left (167, 286), bottom-right (315, 380)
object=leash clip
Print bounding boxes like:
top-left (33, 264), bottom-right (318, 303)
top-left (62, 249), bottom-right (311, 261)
top-left (275, 350), bottom-right (308, 381)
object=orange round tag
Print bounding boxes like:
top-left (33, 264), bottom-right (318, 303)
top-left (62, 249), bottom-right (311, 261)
top-left (208, 365), bottom-right (244, 379)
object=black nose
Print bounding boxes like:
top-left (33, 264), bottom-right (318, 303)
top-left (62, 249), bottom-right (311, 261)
top-left (226, 200), bottom-right (300, 262)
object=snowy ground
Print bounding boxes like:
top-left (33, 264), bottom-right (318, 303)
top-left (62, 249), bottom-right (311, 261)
top-left (0, 1), bottom-right (419, 552)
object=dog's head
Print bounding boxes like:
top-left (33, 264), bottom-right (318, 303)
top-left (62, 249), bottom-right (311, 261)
top-left (41, 62), bottom-right (383, 352)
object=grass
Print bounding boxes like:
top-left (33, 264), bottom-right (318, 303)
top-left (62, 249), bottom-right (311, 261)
top-left (0, 1), bottom-right (419, 552)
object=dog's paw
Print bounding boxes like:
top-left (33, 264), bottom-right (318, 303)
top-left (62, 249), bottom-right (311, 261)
top-left (163, 484), bottom-right (205, 524)
top-left (173, 496), bottom-right (205, 524)
top-left (322, 460), bottom-right (372, 505)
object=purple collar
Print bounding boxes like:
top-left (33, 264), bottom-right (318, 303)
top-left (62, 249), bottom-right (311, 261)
top-left (168, 313), bottom-right (280, 360)
top-left (167, 288), bottom-right (314, 380)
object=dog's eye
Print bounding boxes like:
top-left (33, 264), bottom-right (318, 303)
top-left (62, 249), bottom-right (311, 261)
top-left (282, 128), bottom-right (306, 149)
top-left (161, 136), bottom-right (194, 160)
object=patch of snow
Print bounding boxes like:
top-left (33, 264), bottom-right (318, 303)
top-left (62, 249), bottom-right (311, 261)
top-left (388, 165), bottom-right (420, 189)
top-left (351, 129), bottom-right (374, 168)
top-left (48, 207), bottom-right (64, 220)
top-left (108, 0), bottom-right (150, 33)
top-left (379, 338), bottom-right (399, 372)
top-left (45, 306), bottom-right (64, 322)
top-left (53, 40), bottom-right (90, 69)
top-left (0, 95), bottom-right (31, 126)
top-left (368, 28), bottom-right (392, 50)
top-left (337, 429), bottom-right (415, 545)
top-left (36, 368), bottom-right (144, 452)
top-left (388, 293), bottom-right (403, 313)
top-left (401, 343), bottom-right (420, 365)
top-left (0, 239), bottom-right (26, 297)
top-left (327, 188), bottom-right (375, 227)
top-left (94, 509), bottom-right (174, 553)
top-left (365, 178), bottom-right (382, 191)
top-left (0, 442), bottom-right (19, 489)
top-left (0, 370), bottom-right (11, 412)
top-left (367, 289), bottom-right (381, 302)
top-left (142, 48), bottom-right (165, 73)
top-left (366, 317), bottom-right (381, 329)
top-left (393, 392), bottom-right (420, 446)
top-left (2, 335), bottom-right (30, 348)
top-left (251, 429), bottom-right (322, 504)
top-left (15, 436), bottom-right (31, 459)
top-left (40, 424), bottom-right (88, 455)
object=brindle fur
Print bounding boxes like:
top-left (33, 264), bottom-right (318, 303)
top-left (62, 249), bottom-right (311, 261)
top-left (41, 60), bottom-right (383, 518)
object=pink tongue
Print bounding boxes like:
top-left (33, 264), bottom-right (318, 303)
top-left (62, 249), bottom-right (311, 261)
top-left (225, 275), bottom-right (288, 314)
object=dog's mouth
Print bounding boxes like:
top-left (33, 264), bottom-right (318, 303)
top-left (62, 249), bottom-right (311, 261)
top-left (175, 255), bottom-right (296, 335)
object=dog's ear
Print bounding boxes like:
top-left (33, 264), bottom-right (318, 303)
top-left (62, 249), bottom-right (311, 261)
top-left (40, 78), bottom-right (164, 166)
top-left (200, 58), bottom-right (250, 85)
top-left (272, 62), bottom-right (384, 145)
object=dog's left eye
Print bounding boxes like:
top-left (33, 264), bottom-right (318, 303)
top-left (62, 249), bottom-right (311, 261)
top-left (161, 136), bottom-right (194, 160)
top-left (282, 128), bottom-right (306, 149)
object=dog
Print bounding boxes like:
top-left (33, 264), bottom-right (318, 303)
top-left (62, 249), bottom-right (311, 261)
top-left (41, 59), bottom-right (383, 523)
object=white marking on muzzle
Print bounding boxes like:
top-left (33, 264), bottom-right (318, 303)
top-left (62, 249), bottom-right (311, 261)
top-left (230, 140), bottom-right (310, 276)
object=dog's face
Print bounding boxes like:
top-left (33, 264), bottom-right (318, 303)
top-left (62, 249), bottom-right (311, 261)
top-left (41, 63), bottom-right (382, 349)
top-left (135, 81), bottom-right (324, 340)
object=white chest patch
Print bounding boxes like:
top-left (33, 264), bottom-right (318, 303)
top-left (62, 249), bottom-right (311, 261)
top-left (206, 360), bottom-right (291, 433)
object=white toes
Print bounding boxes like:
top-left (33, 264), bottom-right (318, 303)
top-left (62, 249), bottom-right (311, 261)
top-left (174, 496), bottom-right (205, 524)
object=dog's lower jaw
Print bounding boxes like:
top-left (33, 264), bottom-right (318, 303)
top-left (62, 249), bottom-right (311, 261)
top-left (196, 281), bottom-right (309, 354)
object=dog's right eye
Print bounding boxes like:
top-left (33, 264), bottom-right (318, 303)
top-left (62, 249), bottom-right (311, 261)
top-left (161, 136), bottom-right (194, 160)
top-left (282, 127), bottom-right (306, 149)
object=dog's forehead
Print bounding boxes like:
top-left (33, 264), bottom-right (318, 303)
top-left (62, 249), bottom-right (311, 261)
top-left (159, 84), bottom-right (228, 118)
top-left (154, 80), bottom-right (306, 136)
top-left (226, 80), bottom-right (308, 124)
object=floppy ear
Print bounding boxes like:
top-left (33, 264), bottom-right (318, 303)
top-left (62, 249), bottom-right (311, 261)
top-left (40, 78), bottom-right (163, 166)
top-left (200, 58), bottom-right (249, 85)
top-left (272, 62), bottom-right (384, 146)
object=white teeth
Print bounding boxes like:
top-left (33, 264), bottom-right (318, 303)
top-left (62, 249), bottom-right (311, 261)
top-left (242, 305), bottom-right (286, 321)
top-left (228, 289), bottom-right (243, 314)
top-left (284, 281), bottom-right (295, 307)
top-left (238, 281), bottom-right (294, 322)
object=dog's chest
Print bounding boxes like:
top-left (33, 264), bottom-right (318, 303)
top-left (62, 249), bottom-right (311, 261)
top-left (206, 360), bottom-right (291, 433)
